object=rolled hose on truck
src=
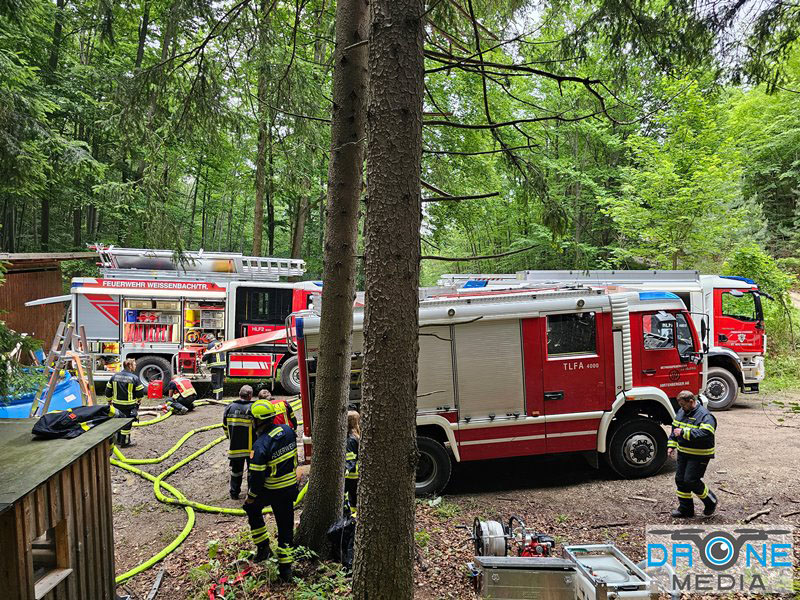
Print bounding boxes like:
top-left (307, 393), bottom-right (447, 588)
top-left (111, 404), bottom-right (308, 584)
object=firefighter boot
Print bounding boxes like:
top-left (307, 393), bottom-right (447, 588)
top-left (671, 496), bottom-right (694, 518)
top-left (168, 401), bottom-right (189, 415)
top-left (702, 490), bottom-right (718, 516)
top-left (254, 542), bottom-right (272, 563)
top-left (279, 564), bottom-right (292, 583)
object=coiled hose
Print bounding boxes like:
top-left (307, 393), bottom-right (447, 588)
top-left (112, 406), bottom-right (308, 584)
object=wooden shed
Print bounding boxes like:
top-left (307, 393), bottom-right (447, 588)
top-left (0, 252), bottom-right (96, 345)
top-left (0, 418), bottom-right (129, 600)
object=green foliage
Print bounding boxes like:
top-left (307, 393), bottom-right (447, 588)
top-left (414, 529), bottom-right (431, 548)
top-left (600, 80), bottom-right (755, 270)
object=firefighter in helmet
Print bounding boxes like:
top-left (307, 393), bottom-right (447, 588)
top-left (203, 337), bottom-right (226, 401)
top-left (164, 373), bottom-right (197, 414)
top-left (244, 397), bottom-right (298, 581)
top-left (668, 390), bottom-right (719, 518)
top-left (258, 388), bottom-right (298, 430)
top-left (105, 358), bottom-right (145, 447)
top-left (222, 385), bottom-right (256, 499)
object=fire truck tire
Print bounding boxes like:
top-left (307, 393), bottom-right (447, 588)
top-left (606, 418), bottom-right (667, 479)
top-left (279, 355), bottom-right (301, 395)
top-left (704, 367), bottom-right (738, 411)
top-left (135, 356), bottom-right (173, 384)
top-left (416, 436), bottom-right (451, 496)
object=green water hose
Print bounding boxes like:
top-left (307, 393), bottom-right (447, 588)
top-left (111, 459), bottom-right (195, 584)
top-left (112, 414), bottom-right (309, 584)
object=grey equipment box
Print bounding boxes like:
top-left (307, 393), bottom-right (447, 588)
top-left (473, 556), bottom-right (577, 599)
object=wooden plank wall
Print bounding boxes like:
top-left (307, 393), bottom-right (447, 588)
top-left (0, 267), bottom-right (65, 345)
top-left (0, 439), bottom-right (116, 600)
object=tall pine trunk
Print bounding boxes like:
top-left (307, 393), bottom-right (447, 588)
top-left (294, 0), bottom-right (368, 555)
top-left (42, 0), bottom-right (66, 251)
top-left (353, 0), bottom-right (424, 595)
top-left (252, 0), bottom-right (271, 256)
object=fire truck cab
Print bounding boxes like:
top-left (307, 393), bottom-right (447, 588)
top-left (438, 270), bottom-right (767, 411)
top-left (296, 286), bottom-right (705, 495)
top-left (44, 246), bottom-right (318, 394)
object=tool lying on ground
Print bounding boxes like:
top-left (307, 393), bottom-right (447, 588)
top-left (467, 517), bottom-right (660, 599)
top-left (111, 403), bottom-right (308, 584)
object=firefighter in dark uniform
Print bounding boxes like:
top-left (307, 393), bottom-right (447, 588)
top-left (668, 390), bottom-right (719, 518)
top-left (204, 338), bottom-right (226, 401)
top-left (165, 374), bottom-right (197, 414)
top-left (244, 398), bottom-right (298, 581)
top-left (344, 410), bottom-right (360, 512)
top-left (105, 358), bottom-right (145, 447)
top-left (223, 385), bottom-right (255, 499)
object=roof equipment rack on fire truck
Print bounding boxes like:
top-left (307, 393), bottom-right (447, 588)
top-left (438, 270), bottom-right (703, 288)
top-left (92, 244), bottom-right (305, 282)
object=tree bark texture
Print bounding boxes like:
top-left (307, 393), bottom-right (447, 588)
top-left (252, 0), bottom-right (271, 257)
top-left (294, 0), bottom-right (368, 556)
top-left (353, 0), bottom-right (424, 596)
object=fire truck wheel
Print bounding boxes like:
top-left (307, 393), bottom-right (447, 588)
top-left (279, 355), bottom-right (301, 395)
top-left (416, 436), bottom-right (452, 496)
top-left (606, 418), bottom-right (667, 479)
top-left (704, 367), bottom-right (738, 410)
top-left (135, 356), bottom-right (172, 384)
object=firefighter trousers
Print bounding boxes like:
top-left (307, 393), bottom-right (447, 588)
top-left (210, 368), bottom-right (225, 401)
top-left (244, 484), bottom-right (296, 577)
top-left (345, 478), bottom-right (358, 510)
top-left (112, 403), bottom-right (138, 445)
top-left (171, 393), bottom-right (196, 411)
top-left (229, 456), bottom-right (250, 496)
top-left (675, 454), bottom-right (712, 511)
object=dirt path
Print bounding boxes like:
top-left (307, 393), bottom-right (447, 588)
top-left (112, 391), bottom-right (800, 599)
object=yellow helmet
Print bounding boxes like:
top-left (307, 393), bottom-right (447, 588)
top-left (251, 398), bottom-right (277, 420)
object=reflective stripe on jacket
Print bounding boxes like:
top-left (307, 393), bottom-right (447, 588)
top-left (167, 377), bottom-right (196, 399)
top-left (345, 434), bottom-right (359, 480)
top-left (248, 424), bottom-right (298, 496)
top-left (105, 370), bottom-right (145, 406)
top-left (668, 403), bottom-right (717, 458)
top-left (223, 399), bottom-right (254, 458)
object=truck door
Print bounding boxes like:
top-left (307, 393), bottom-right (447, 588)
top-left (229, 286), bottom-right (293, 377)
top-left (713, 288), bottom-right (765, 355)
top-left (634, 311), bottom-right (701, 396)
top-left (540, 311), bottom-right (607, 453)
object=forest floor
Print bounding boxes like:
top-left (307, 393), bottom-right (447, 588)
top-left (112, 389), bottom-right (800, 599)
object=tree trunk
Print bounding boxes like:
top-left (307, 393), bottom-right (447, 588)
top-left (252, 0), bottom-right (271, 257)
top-left (188, 160), bottom-right (202, 248)
top-left (352, 0), bottom-right (423, 596)
top-left (294, 0), bottom-right (368, 556)
top-left (41, 0), bottom-right (66, 251)
top-left (73, 207), bottom-right (81, 248)
top-left (135, 0), bottom-right (151, 70)
top-left (267, 128), bottom-right (275, 255)
top-left (290, 184), bottom-right (309, 259)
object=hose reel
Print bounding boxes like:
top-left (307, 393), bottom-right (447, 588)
top-left (473, 518), bottom-right (507, 557)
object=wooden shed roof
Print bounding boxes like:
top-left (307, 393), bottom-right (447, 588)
top-left (0, 418), bottom-right (129, 515)
top-left (0, 252), bottom-right (97, 271)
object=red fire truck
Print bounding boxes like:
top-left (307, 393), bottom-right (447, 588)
top-left (438, 270), bottom-right (769, 410)
top-left (28, 246), bottom-right (319, 393)
top-left (295, 286), bottom-right (705, 495)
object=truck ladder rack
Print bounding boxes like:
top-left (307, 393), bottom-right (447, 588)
top-left (93, 244), bottom-right (305, 282)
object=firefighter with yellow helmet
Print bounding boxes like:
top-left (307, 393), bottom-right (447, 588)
top-left (244, 397), bottom-right (298, 581)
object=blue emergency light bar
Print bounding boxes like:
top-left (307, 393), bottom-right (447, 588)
top-left (638, 291), bottom-right (680, 301)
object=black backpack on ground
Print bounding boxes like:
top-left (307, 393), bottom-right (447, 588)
top-left (326, 515), bottom-right (356, 569)
top-left (32, 404), bottom-right (121, 439)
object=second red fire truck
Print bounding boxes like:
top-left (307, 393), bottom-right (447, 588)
top-left (295, 285), bottom-right (706, 494)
